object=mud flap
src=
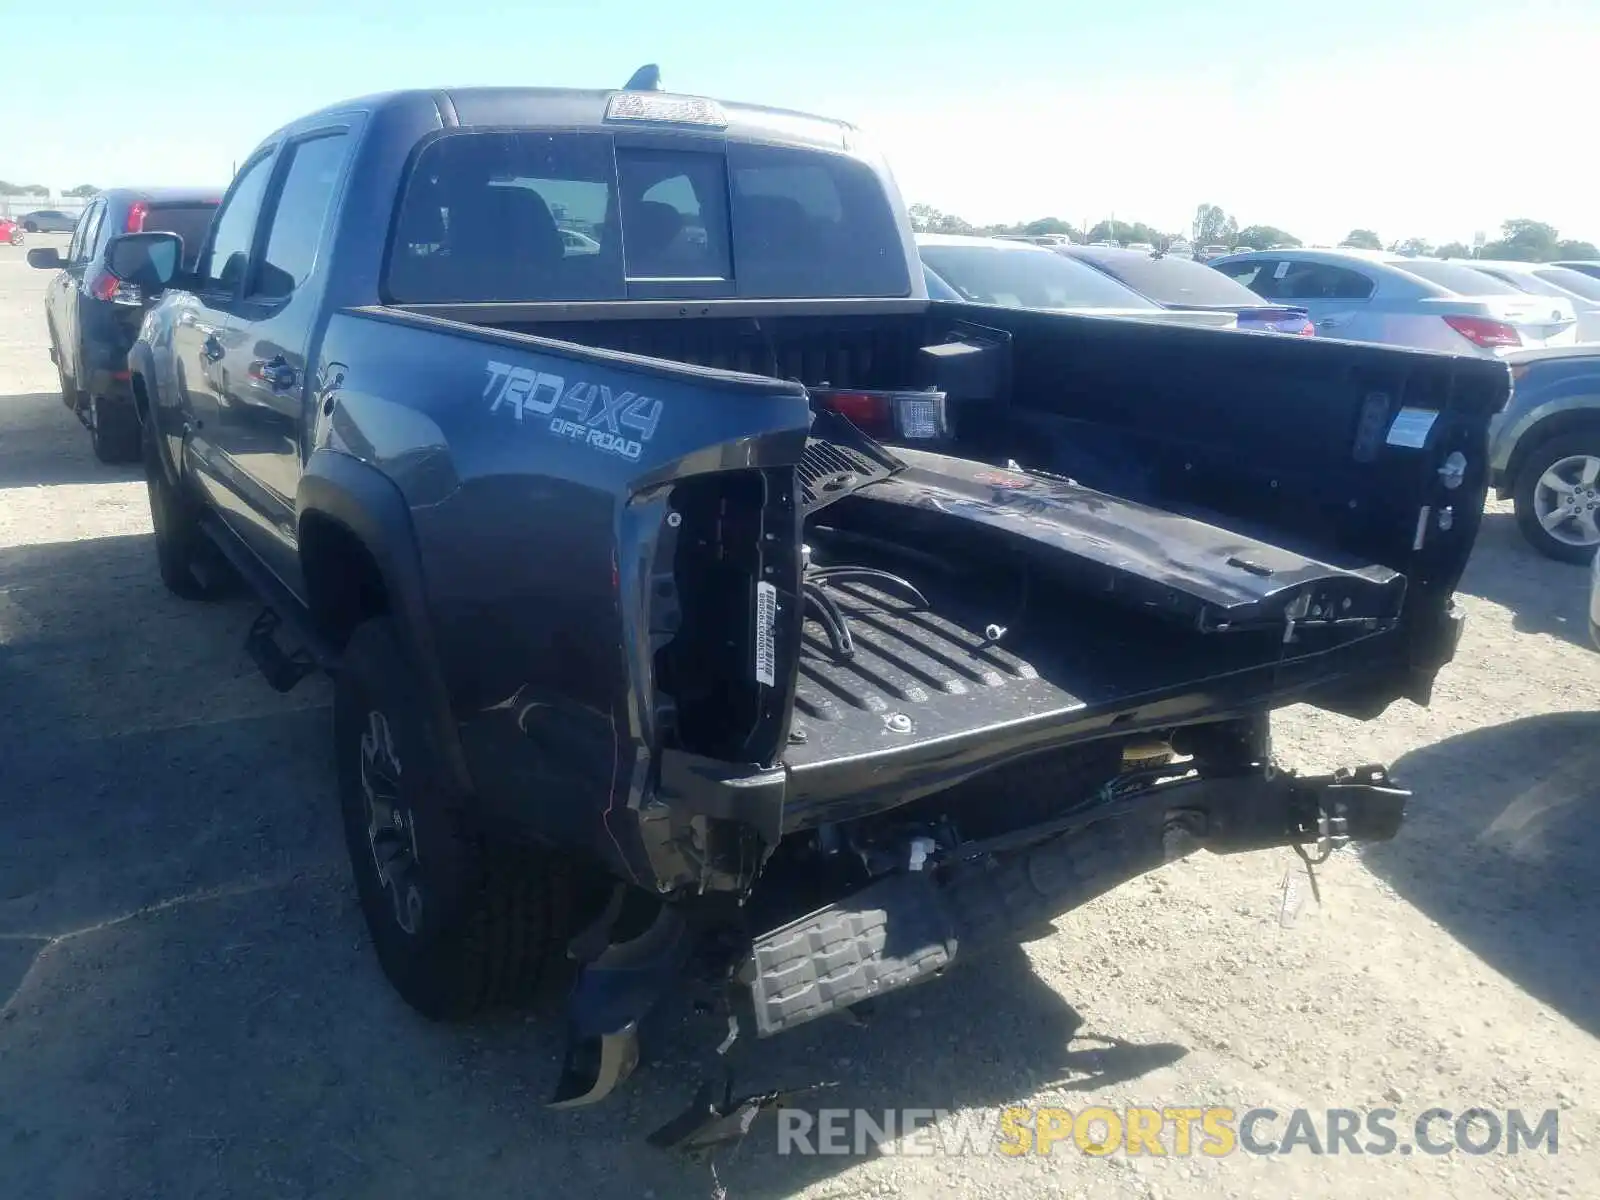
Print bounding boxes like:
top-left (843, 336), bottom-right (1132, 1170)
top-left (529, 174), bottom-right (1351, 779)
top-left (548, 905), bottom-right (690, 1109)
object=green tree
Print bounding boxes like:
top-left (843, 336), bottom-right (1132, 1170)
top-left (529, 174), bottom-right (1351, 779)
top-left (1234, 225), bottom-right (1301, 251)
top-left (1480, 219), bottom-right (1560, 261)
top-left (1192, 203), bottom-right (1236, 247)
top-left (1086, 219), bottom-right (1164, 246)
top-left (1341, 229), bottom-right (1383, 250)
top-left (1020, 217), bottom-right (1078, 238)
top-left (0, 180), bottom-right (48, 196)
top-left (1436, 241), bottom-right (1472, 259)
top-left (906, 203), bottom-right (975, 235)
top-left (1389, 237), bottom-right (1433, 257)
top-left (1553, 239), bottom-right (1599, 261)
top-left (63, 184), bottom-right (99, 198)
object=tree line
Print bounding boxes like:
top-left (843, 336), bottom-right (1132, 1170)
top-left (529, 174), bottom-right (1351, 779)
top-left (909, 202), bottom-right (1600, 263)
top-left (0, 182), bottom-right (100, 199)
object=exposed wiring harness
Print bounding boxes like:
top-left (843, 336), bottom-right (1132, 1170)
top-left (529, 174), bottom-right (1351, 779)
top-left (802, 566), bottom-right (930, 661)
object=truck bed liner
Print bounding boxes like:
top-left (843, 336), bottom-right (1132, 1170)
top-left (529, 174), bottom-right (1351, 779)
top-left (780, 570), bottom-right (1390, 826)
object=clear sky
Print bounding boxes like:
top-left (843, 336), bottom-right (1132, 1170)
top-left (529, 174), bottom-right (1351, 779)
top-left (3, 0), bottom-right (1595, 248)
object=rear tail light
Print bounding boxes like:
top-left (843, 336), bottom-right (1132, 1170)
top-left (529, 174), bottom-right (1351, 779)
top-left (125, 201), bottom-right (148, 232)
top-left (812, 388), bottom-right (948, 442)
top-left (91, 273), bottom-right (143, 306)
top-left (1443, 315), bottom-right (1521, 349)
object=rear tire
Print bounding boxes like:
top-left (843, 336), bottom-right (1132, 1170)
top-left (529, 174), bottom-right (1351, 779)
top-left (1513, 431), bottom-right (1600, 563)
top-left (335, 618), bottom-right (576, 1020)
top-left (90, 396), bottom-right (141, 464)
top-left (142, 418), bottom-right (234, 600)
top-left (23, 222), bottom-right (38, 234)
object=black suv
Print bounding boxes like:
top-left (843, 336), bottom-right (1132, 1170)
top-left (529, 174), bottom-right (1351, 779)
top-left (28, 187), bottom-right (219, 461)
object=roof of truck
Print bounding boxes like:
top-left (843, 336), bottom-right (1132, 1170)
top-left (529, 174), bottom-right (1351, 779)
top-left (273, 84), bottom-right (859, 154)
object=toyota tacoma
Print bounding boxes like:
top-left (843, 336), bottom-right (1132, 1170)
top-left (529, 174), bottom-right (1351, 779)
top-left (107, 67), bottom-right (1504, 1151)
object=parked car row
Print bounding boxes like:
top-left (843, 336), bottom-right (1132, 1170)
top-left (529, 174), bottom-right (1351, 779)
top-left (27, 170), bottom-right (1600, 573)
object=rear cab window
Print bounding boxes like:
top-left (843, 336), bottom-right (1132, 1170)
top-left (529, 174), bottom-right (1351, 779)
top-left (385, 130), bottom-right (912, 303)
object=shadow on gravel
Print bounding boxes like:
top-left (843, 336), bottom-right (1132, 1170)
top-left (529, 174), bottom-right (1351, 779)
top-left (1365, 711), bottom-right (1600, 1036)
top-left (0, 392), bottom-right (141, 487)
top-left (1456, 509), bottom-right (1595, 648)
top-left (0, 529), bottom-right (1187, 1199)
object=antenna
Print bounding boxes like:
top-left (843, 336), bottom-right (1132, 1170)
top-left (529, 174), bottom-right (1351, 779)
top-left (624, 64), bottom-right (663, 91)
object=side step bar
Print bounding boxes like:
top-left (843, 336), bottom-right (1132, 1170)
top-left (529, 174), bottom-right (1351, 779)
top-left (197, 512), bottom-right (338, 692)
top-left (745, 765), bottom-right (1406, 1038)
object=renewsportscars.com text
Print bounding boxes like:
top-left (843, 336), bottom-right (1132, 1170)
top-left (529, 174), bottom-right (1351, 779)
top-left (775, 1105), bottom-right (1560, 1158)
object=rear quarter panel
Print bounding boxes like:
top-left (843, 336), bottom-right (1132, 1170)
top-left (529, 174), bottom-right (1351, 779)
top-left (310, 309), bottom-right (813, 868)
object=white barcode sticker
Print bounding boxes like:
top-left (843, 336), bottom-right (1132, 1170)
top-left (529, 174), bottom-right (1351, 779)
top-left (754, 582), bottom-right (777, 687)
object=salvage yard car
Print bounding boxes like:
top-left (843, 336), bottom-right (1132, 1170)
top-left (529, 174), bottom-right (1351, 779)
top-left (1212, 248), bottom-right (1578, 355)
top-left (105, 69), bottom-right (1504, 1150)
top-left (28, 187), bottom-right (220, 461)
top-left (917, 233), bottom-right (1239, 329)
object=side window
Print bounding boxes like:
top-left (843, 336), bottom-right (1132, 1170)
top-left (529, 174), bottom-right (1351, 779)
top-left (251, 132), bottom-right (350, 300)
top-left (64, 209), bottom-right (88, 263)
top-left (86, 201), bottom-right (117, 262)
top-left (1274, 263), bottom-right (1374, 302)
top-left (1213, 258), bottom-right (1276, 292)
top-left (69, 202), bottom-right (102, 265)
top-left (199, 155), bottom-right (275, 295)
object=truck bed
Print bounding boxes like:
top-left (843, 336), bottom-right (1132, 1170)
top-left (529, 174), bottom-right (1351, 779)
top-left (781, 508), bottom-right (1397, 826)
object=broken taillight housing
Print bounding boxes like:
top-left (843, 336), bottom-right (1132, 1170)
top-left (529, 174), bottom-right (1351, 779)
top-left (811, 388), bottom-right (948, 443)
top-left (91, 273), bottom-right (142, 306)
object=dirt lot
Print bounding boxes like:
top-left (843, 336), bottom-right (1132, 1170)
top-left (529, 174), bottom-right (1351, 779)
top-left (1, 238), bottom-right (1596, 1200)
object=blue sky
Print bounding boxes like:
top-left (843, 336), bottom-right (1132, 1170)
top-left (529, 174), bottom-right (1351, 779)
top-left (3, 0), bottom-right (1596, 247)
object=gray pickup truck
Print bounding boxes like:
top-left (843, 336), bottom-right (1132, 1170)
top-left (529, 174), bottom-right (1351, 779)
top-left (102, 68), bottom-right (1503, 1150)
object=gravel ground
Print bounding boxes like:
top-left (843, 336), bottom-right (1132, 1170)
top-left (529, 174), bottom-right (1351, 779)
top-left (0, 238), bottom-right (1596, 1200)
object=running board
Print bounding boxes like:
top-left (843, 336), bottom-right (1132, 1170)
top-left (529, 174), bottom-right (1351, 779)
top-left (197, 513), bottom-right (340, 690)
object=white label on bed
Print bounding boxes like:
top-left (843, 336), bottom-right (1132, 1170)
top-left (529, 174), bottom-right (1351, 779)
top-left (754, 582), bottom-right (778, 687)
top-left (1386, 407), bottom-right (1438, 449)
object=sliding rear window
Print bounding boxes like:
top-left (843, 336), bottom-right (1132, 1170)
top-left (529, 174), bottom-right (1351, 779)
top-left (384, 129), bottom-right (911, 303)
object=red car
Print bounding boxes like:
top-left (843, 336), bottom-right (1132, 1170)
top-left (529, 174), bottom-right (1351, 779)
top-left (1, 217), bottom-right (22, 246)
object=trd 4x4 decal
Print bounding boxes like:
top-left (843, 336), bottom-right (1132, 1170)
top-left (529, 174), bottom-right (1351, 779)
top-left (484, 360), bottom-right (663, 462)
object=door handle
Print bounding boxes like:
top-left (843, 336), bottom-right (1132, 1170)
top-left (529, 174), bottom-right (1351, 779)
top-left (201, 334), bottom-right (225, 362)
top-left (249, 356), bottom-right (299, 392)
top-left (1317, 317), bottom-right (1342, 329)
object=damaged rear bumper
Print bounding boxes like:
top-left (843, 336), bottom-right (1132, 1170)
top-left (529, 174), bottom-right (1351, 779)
top-left (555, 761), bottom-right (1406, 1116)
top-left (742, 763), bottom-right (1405, 1038)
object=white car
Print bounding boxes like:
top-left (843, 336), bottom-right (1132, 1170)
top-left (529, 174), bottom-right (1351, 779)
top-left (917, 234), bottom-right (1237, 330)
top-left (1446, 259), bottom-right (1600, 343)
top-left (1210, 248), bottom-right (1577, 356)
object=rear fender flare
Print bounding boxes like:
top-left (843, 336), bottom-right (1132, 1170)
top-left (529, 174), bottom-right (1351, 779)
top-left (297, 450), bottom-right (474, 798)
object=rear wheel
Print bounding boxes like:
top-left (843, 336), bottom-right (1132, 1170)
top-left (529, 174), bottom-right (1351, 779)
top-left (23, 221), bottom-right (38, 234)
top-left (89, 396), bottom-right (141, 464)
top-left (335, 618), bottom-right (579, 1019)
top-left (142, 418), bottom-right (234, 600)
top-left (1513, 432), bottom-right (1600, 563)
